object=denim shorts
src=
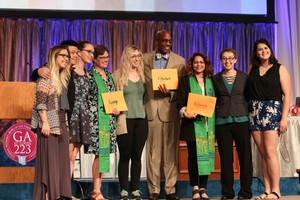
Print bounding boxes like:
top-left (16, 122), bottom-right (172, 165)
top-left (248, 100), bottom-right (282, 131)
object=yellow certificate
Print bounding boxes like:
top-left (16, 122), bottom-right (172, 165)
top-left (101, 91), bottom-right (128, 114)
top-left (186, 93), bottom-right (216, 117)
top-left (151, 69), bottom-right (178, 90)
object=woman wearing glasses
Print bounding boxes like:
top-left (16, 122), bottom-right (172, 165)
top-left (176, 52), bottom-right (215, 200)
top-left (113, 45), bottom-right (148, 200)
top-left (212, 48), bottom-right (253, 200)
top-left (86, 45), bottom-right (119, 200)
top-left (31, 45), bottom-right (72, 200)
top-left (30, 40), bottom-right (94, 199)
top-left (68, 41), bottom-right (94, 181)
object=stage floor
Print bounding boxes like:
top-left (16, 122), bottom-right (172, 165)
top-left (0, 178), bottom-right (299, 200)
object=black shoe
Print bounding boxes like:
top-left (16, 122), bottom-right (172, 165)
top-left (238, 192), bottom-right (252, 200)
top-left (220, 195), bottom-right (227, 200)
top-left (192, 189), bottom-right (200, 200)
top-left (149, 193), bottom-right (159, 200)
top-left (199, 189), bottom-right (210, 200)
top-left (166, 193), bottom-right (179, 200)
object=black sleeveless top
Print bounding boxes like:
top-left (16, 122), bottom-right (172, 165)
top-left (246, 62), bottom-right (282, 101)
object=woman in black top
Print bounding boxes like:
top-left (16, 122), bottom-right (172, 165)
top-left (247, 38), bottom-right (291, 199)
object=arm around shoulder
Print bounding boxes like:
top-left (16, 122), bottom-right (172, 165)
top-left (31, 66), bottom-right (51, 81)
top-left (31, 68), bottom-right (39, 82)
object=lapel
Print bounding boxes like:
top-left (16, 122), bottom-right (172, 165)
top-left (148, 51), bottom-right (156, 70)
top-left (165, 52), bottom-right (175, 69)
top-left (216, 70), bottom-right (242, 95)
top-left (231, 70), bottom-right (241, 94)
top-left (216, 72), bottom-right (229, 94)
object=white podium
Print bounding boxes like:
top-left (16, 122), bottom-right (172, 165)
top-left (74, 145), bottom-right (147, 179)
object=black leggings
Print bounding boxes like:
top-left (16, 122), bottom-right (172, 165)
top-left (186, 141), bottom-right (209, 189)
top-left (117, 118), bottom-right (148, 191)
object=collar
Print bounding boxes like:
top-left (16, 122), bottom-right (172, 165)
top-left (155, 51), bottom-right (170, 60)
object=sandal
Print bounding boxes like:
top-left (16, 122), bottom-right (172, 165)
top-left (90, 191), bottom-right (106, 200)
top-left (255, 192), bottom-right (269, 200)
top-left (266, 191), bottom-right (280, 199)
top-left (192, 189), bottom-right (200, 200)
top-left (199, 189), bottom-right (210, 200)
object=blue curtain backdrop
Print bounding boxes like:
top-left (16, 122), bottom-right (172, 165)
top-left (0, 18), bottom-right (274, 81)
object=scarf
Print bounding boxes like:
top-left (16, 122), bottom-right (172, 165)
top-left (189, 76), bottom-right (215, 175)
top-left (92, 69), bottom-right (112, 173)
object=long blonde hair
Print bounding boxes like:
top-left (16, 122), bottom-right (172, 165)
top-left (117, 45), bottom-right (145, 88)
top-left (47, 45), bottom-right (70, 95)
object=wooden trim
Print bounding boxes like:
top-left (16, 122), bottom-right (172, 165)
top-left (178, 141), bottom-right (240, 180)
top-left (0, 167), bottom-right (34, 183)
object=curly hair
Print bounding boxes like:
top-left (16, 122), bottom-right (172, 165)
top-left (186, 52), bottom-right (213, 77)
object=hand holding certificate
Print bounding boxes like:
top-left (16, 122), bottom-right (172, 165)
top-left (186, 93), bottom-right (216, 117)
top-left (151, 69), bottom-right (178, 90)
top-left (101, 91), bottom-right (128, 114)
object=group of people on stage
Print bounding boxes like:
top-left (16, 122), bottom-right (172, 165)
top-left (30, 29), bottom-right (291, 200)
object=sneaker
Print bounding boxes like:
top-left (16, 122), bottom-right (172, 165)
top-left (131, 190), bottom-right (142, 200)
top-left (120, 189), bottom-right (129, 200)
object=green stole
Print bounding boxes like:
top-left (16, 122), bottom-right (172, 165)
top-left (93, 69), bottom-right (111, 173)
top-left (189, 76), bottom-right (215, 175)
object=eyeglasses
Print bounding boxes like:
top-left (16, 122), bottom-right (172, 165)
top-left (131, 54), bottom-right (142, 59)
top-left (221, 57), bottom-right (235, 62)
top-left (58, 54), bottom-right (70, 59)
top-left (97, 56), bottom-right (110, 59)
top-left (193, 61), bottom-right (205, 65)
top-left (160, 39), bottom-right (173, 44)
top-left (82, 49), bottom-right (95, 56)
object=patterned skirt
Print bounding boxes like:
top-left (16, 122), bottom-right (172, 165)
top-left (248, 100), bottom-right (282, 131)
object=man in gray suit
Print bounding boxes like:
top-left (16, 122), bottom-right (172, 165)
top-left (143, 30), bottom-right (186, 200)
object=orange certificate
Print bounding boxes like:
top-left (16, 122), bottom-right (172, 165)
top-left (151, 69), bottom-right (178, 90)
top-left (101, 91), bottom-right (128, 114)
top-left (186, 93), bottom-right (216, 117)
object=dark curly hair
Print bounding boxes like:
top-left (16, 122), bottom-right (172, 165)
top-left (186, 52), bottom-right (213, 77)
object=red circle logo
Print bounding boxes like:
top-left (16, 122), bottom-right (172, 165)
top-left (3, 123), bottom-right (37, 165)
top-left (290, 105), bottom-right (300, 116)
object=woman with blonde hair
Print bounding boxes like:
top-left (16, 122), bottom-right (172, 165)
top-left (31, 45), bottom-right (72, 200)
top-left (113, 45), bottom-right (148, 200)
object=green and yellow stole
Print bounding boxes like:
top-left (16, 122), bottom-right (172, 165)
top-left (93, 69), bottom-right (112, 173)
top-left (189, 76), bottom-right (215, 175)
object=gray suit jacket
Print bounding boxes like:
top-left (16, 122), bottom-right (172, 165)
top-left (143, 50), bottom-right (186, 122)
